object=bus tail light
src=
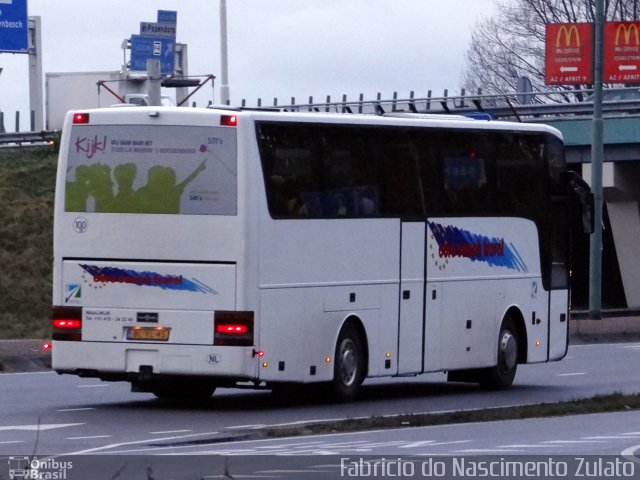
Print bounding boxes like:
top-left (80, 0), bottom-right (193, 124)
top-left (214, 311), bottom-right (254, 346)
top-left (73, 113), bottom-right (90, 124)
top-left (52, 307), bottom-right (82, 341)
top-left (220, 115), bottom-right (238, 127)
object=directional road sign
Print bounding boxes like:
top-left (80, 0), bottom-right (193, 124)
top-left (157, 10), bottom-right (177, 24)
top-left (545, 23), bottom-right (593, 85)
top-left (130, 34), bottom-right (175, 74)
top-left (140, 21), bottom-right (176, 38)
top-left (0, 0), bottom-right (28, 53)
top-left (604, 21), bottom-right (640, 84)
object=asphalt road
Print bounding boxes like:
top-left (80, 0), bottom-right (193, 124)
top-left (1, 342), bottom-right (640, 458)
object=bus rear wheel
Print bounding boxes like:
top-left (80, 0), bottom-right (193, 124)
top-left (331, 324), bottom-right (366, 402)
top-left (480, 317), bottom-right (519, 390)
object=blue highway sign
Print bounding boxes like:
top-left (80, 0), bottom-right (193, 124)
top-left (130, 34), bottom-right (175, 74)
top-left (0, 0), bottom-right (28, 53)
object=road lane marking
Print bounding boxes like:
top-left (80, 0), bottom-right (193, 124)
top-left (67, 435), bottom-right (112, 440)
top-left (57, 408), bottom-right (95, 412)
top-left (621, 444), bottom-right (640, 463)
top-left (542, 440), bottom-right (605, 444)
top-left (398, 440), bottom-right (435, 448)
top-left (498, 444), bottom-right (562, 448)
top-left (64, 431), bottom-right (221, 455)
top-left (0, 440), bottom-right (25, 444)
top-left (557, 372), bottom-right (587, 377)
top-left (149, 429), bottom-right (193, 435)
top-left (415, 440), bottom-right (473, 447)
top-left (226, 424), bottom-right (267, 430)
top-left (0, 371), bottom-right (55, 376)
top-left (456, 449), bottom-right (524, 453)
top-left (77, 384), bottom-right (110, 388)
top-left (0, 423), bottom-right (83, 431)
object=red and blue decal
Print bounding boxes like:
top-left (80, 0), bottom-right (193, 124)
top-left (428, 222), bottom-right (528, 272)
top-left (79, 264), bottom-right (217, 294)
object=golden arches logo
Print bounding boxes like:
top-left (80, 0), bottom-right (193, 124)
top-left (615, 23), bottom-right (640, 46)
top-left (556, 25), bottom-right (581, 48)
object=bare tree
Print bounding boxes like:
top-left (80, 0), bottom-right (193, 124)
top-left (462, 0), bottom-right (640, 102)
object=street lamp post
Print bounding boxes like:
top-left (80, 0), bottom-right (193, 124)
top-left (589, 0), bottom-right (604, 319)
top-left (219, 0), bottom-right (230, 105)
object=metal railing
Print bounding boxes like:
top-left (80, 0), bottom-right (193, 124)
top-left (244, 87), bottom-right (640, 121)
top-left (0, 131), bottom-right (58, 148)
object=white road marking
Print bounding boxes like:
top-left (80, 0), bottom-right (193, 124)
top-left (557, 372), bottom-right (587, 377)
top-left (398, 440), bottom-right (435, 448)
top-left (0, 440), bottom-right (25, 444)
top-left (77, 384), bottom-right (110, 388)
top-left (257, 470), bottom-right (327, 474)
top-left (417, 440), bottom-right (473, 447)
top-left (0, 371), bottom-right (54, 376)
top-left (67, 435), bottom-right (112, 440)
top-left (542, 440), bottom-right (605, 444)
top-left (226, 424), bottom-right (267, 430)
top-left (456, 449), bottom-right (524, 453)
top-left (0, 423), bottom-right (83, 431)
top-left (585, 435), bottom-right (640, 440)
top-left (57, 407), bottom-right (95, 412)
top-left (202, 476), bottom-right (279, 479)
top-left (498, 444), bottom-right (564, 448)
top-left (149, 429), bottom-right (193, 435)
top-left (64, 431), bottom-right (221, 455)
top-left (621, 443), bottom-right (640, 462)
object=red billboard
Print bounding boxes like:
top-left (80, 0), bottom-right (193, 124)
top-left (604, 21), bottom-right (640, 83)
top-left (545, 23), bottom-right (593, 85)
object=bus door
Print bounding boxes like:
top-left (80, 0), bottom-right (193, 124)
top-left (397, 222), bottom-right (426, 374)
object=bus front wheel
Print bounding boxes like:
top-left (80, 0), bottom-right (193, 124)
top-left (480, 317), bottom-right (519, 390)
top-left (331, 324), bottom-right (366, 402)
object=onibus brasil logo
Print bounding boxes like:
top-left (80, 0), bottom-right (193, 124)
top-left (8, 457), bottom-right (73, 480)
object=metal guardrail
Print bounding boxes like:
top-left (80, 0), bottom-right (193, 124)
top-left (0, 131), bottom-right (58, 147)
top-left (253, 87), bottom-right (640, 121)
top-left (278, 95), bottom-right (640, 121)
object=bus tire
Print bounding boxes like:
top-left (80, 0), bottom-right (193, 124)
top-left (331, 323), bottom-right (366, 402)
top-left (480, 317), bottom-right (519, 390)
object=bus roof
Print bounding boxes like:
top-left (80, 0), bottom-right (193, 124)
top-left (66, 105), bottom-right (564, 140)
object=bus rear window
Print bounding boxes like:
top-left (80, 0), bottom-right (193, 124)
top-left (65, 125), bottom-right (237, 215)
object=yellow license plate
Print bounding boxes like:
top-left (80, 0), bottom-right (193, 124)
top-left (127, 327), bottom-right (170, 341)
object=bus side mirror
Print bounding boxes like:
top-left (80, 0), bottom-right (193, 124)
top-left (564, 171), bottom-right (594, 234)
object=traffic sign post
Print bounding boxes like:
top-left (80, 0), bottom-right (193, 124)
top-left (0, 0), bottom-right (28, 53)
top-left (545, 23), bottom-right (593, 85)
top-left (604, 21), bottom-right (640, 84)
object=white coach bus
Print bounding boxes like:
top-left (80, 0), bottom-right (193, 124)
top-left (52, 106), bottom-right (587, 401)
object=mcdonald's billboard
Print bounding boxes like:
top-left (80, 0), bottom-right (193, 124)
top-left (604, 21), bottom-right (640, 83)
top-left (545, 23), bottom-right (593, 85)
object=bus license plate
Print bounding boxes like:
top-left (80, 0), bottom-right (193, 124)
top-left (127, 327), bottom-right (170, 341)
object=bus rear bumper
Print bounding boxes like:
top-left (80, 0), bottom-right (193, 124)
top-left (52, 340), bottom-right (257, 383)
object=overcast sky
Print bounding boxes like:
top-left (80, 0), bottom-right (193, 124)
top-left (0, 0), bottom-right (497, 131)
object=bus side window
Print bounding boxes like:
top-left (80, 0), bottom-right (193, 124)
top-left (377, 131), bottom-right (425, 218)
